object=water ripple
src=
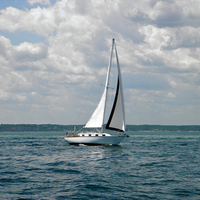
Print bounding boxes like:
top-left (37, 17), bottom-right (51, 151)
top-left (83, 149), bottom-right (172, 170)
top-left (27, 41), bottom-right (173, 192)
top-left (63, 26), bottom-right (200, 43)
top-left (0, 131), bottom-right (199, 199)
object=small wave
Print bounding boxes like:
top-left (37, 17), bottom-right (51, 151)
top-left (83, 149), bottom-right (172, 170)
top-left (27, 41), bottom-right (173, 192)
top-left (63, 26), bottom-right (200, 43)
top-left (52, 168), bottom-right (81, 174)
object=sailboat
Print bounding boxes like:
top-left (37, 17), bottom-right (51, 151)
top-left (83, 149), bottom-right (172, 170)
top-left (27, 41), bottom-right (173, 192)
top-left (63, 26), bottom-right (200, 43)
top-left (65, 39), bottom-right (128, 145)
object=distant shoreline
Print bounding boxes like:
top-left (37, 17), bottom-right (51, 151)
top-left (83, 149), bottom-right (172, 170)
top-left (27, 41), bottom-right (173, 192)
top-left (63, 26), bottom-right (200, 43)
top-left (1, 124), bottom-right (200, 132)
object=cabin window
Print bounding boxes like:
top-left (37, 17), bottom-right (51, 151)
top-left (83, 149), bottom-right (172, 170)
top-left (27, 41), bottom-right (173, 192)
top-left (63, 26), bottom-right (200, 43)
top-left (89, 134), bottom-right (91, 136)
top-left (82, 135), bottom-right (84, 136)
top-left (95, 134), bottom-right (98, 136)
top-left (103, 134), bottom-right (105, 136)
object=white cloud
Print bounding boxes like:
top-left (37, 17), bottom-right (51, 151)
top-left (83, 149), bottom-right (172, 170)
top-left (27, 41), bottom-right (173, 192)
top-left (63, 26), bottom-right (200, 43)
top-left (139, 25), bottom-right (171, 49)
top-left (27, 0), bottom-right (51, 5)
top-left (0, 0), bottom-right (200, 125)
top-left (13, 42), bottom-right (48, 61)
top-left (0, 6), bottom-right (55, 37)
top-left (0, 89), bottom-right (9, 100)
top-left (166, 92), bottom-right (176, 99)
top-left (149, 1), bottom-right (181, 21)
top-left (13, 94), bottom-right (27, 101)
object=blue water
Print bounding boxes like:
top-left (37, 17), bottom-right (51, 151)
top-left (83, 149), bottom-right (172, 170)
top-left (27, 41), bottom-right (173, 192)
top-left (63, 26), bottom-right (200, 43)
top-left (0, 131), bottom-right (200, 200)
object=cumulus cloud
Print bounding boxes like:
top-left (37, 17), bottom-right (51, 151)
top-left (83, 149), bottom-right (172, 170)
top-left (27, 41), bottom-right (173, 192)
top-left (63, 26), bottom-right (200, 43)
top-left (0, 6), bottom-right (55, 36)
top-left (0, 0), bottom-right (200, 125)
top-left (13, 42), bottom-right (48, 61)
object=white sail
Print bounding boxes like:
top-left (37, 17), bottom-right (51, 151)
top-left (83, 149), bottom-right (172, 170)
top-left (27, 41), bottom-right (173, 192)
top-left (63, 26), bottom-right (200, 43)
top-left (84, 88), bottom-right (106, 128)
top-left (85, 40), bottom-right (114, 128)
top-left (85, 39), bottom-right (125, 132)
top-left (106, 78), bottom-right (125, 132)
top-left (106, 43), bottom-right (126, 132)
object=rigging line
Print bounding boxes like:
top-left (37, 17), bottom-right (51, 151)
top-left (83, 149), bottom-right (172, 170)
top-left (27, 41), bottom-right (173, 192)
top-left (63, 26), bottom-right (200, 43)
top-left (74, 47), bottom-right (111, 127)
top-left (74, 77), bottom-right (96, 127)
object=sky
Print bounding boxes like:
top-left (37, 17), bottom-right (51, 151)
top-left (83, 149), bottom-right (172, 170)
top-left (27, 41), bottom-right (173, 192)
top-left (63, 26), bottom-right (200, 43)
top-left (0, 0), bottom-right (200, 125)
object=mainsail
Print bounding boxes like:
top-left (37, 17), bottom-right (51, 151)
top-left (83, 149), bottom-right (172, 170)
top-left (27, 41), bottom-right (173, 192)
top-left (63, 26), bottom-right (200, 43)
top-left (85, 39), bottom-right (125, 132)
top-left (106, 44), bottom-right (126, 132)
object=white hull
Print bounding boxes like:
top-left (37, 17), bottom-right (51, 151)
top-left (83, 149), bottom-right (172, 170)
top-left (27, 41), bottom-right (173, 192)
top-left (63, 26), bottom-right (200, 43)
top-left (65, 135), bottom-right (125, 145)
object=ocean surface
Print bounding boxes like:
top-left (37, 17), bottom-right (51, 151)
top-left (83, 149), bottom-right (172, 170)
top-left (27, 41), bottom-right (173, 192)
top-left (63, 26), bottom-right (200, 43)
top-left (0, 131), bottom-right (200, 200)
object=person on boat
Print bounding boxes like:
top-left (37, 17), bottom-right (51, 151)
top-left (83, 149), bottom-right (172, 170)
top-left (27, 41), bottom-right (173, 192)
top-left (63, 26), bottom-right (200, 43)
top-left (66, 132), bottom-right (69, 137)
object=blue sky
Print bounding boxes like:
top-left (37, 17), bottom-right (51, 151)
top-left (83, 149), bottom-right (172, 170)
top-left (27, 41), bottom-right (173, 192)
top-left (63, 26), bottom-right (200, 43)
top-left (0, 0), bottom-right (56, 10)
top-left (0, 30), bottom-right (48, 45)
top-left (0, 0), bottom-right (200, 125)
